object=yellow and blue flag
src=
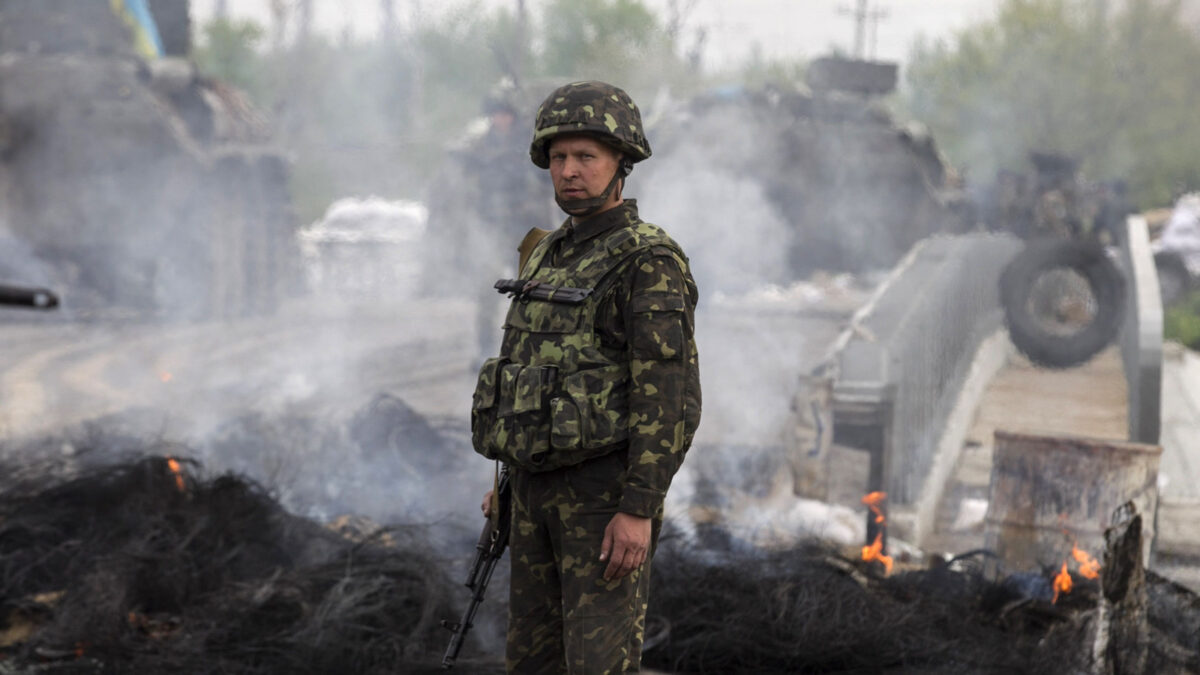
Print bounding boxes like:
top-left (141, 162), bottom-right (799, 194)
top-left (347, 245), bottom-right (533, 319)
top-left (110, 0), bottom-right (164, 59)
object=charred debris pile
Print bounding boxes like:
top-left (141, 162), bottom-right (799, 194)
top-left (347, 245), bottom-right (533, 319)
top-left (643, 537), bottom-right (1200, 674)
top-left (0, 448), bottom-right (1197, 674)
top-left (0, 453), bottom-right (496, 675)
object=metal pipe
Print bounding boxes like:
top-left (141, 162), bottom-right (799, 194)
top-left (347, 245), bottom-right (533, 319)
top-left (0, 284), bottom-right (59, 309)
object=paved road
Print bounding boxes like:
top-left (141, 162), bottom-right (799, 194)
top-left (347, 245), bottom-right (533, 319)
top-left (0, 297), bottom-right (476, 441)
top-left (929, 343), bottom-right (1200, 591)
top-left (0, 289), bottom-right (863, 532)
top-left (928, 347), bottom-right (1128, 556)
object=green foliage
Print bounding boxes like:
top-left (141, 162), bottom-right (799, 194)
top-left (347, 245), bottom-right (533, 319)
top-left (903, 0), bottom-right (1200, 208)
top-left (1165, 289), bottom-right (1200, 349)
top-left (540, 0), bottom-right (670, 85)
top-left (191, 0), bottom-right (703, 224)
top-left (192, 18), bottom-right (265, 92)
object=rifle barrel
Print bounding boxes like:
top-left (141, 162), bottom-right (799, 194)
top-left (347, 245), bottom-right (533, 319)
top-left (0, 284), bottom-right (58, 309)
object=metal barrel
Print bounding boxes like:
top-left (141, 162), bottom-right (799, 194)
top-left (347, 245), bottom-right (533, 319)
top-left (0, 284), bottom-right (58, 309)
top-left (983, 430), bottom-right (1161, 571)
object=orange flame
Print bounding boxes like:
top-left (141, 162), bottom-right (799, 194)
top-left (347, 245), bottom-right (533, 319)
top-left (166, 458), bottom-right (186, 493)
top-left (861, 491), bottom-right (887, 524)
top-left (1071, 544), bottom-right (1101, 580)
top-left (860, 492), bottom-right (891, 574)
top-left (1052, 561), bottom-right (1073, 603)
top-left (74, 641), bottom-right (87, 658)
top-left (159, 371), bottom-right (173, 383)
top-left (861, 533), bottom-right (894, 575)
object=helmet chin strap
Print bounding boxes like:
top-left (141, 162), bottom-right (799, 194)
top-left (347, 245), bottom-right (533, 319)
top-left (555, 158), bottom-right (633, 218)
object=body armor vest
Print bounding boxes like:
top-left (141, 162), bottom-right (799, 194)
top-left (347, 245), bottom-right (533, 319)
top-left (471, 220), bottom-right (688, 472)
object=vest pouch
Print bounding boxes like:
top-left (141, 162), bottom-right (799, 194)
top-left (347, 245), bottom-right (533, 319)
top-left (512, 364), bottom-right (556, 414)
top-left (550, 396), bottom-right (581, 449)
top-left (558, 364), bottom-right (630, 450)
top-left (470, 357), bottom-right (505, 458)
top-left (479, 363), bottom-right (555, 468)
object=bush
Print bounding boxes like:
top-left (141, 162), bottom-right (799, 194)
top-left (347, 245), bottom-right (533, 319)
top-left (1164, 290), bottom-right (1200, 349)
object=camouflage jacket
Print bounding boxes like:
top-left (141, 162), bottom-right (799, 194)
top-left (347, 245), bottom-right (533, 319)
top-left (471, 200), bottom-right (700, 518)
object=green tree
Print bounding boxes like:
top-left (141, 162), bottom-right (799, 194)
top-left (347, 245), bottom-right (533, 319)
top-left (193, 18), bottom-right (266, 94)
top-left (904, 0), bottom-right (1200, 207)
top-left (192, 0), bottom-right (702, 223)
top-left (538, 0), bottom-right (692, 96)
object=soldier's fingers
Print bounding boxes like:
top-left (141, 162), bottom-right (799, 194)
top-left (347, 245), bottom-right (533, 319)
top-left (603, 555), bottom-right (620, 581)
top-left (604, 538), bottom-right (630, 580)
top-left (599, 522), bottom-right (615, 563)
top-left (604, 547), bottom-right (632, 581)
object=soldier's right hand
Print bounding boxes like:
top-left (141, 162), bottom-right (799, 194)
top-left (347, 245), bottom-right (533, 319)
top-left (481, 490), bottom-right (494, 518)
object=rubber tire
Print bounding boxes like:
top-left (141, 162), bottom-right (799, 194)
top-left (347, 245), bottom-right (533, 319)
top-left (1154, 251), bottom-right (1191, 308)
top-left (1000, 238), bottom-right (1126, 369)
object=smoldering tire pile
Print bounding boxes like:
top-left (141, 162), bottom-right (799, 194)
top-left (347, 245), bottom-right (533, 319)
top-left (0, 453), bottom-right (500, 675)
top-left (647, 546), bottom-right (1085, 674)
top-left (0, 451), bottom-right (1197, 674)
top-left (643, 542), bottom-right (1199, 674)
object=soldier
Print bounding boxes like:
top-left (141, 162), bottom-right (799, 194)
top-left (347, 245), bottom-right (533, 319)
top-left (471, 81), bottom-right (701, 674)
top-left (424, 82), bottom-right (552, 360)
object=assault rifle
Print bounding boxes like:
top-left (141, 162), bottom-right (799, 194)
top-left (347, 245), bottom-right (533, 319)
top-left (0, 283), bottom-right (58, 309)
top-left (441, 466), bottom-right (512, 669)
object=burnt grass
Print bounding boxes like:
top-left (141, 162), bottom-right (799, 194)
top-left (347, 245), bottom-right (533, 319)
top-left (644, 542), bottom-right (1096, 675)
top-left (0, 450), bottom-right (1195, 674)
top-left (0, 452), bottom-right (499, 674)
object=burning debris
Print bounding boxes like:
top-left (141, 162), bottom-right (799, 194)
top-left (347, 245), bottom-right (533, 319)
top-left (1049, 542), bottom-right (1103, 605)
top-left (0, 452), bottom-right (500, 674)
top-left (0, 442), bottom-right (1196, 674)
top-left (643, 533), bottom-right (1200, 674)
top-left (643, 541), bottom-right (1092, 675)
top-left (860, 491), bottom-right (893, 575)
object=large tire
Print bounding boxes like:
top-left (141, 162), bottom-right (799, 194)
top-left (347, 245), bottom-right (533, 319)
top-left (1154, 250), bottom-right (1191, 308)
top-left (1000, 238), bottom-right (1126, 369)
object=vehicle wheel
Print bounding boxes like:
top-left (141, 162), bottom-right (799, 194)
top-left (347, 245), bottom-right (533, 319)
top-left (999, 238), bottom-right (1126, 369)
top-left (1154, 251), bottom-right (1191, 308)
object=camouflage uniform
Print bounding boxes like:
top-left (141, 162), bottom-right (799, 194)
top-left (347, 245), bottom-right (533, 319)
top-left (471, 82), bottom-right (700, 674)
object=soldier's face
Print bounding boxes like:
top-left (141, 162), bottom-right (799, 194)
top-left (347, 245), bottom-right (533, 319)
top-left (548, 135), bottom-right (622, 204)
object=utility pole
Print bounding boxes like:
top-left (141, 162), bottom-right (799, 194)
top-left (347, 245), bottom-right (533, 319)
top-left (514, 0), bottom-right (528, 86)
top-left (848, 0), bottom-right (868, 59)
top-left (381, 0), bottom-right (396, 43)
top-left (868, 3), bottom-right (889, 60)
top-left (839, 0), bottom-right (888, 60)
top-left (297, 0), bottom-right (313, 45)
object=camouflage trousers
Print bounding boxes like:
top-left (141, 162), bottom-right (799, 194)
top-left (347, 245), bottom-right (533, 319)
top-left (506, 451), bottom-right (661, 674)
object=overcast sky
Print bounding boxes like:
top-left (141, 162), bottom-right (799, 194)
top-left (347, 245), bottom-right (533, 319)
top-left (191, 0), bottom-right (999, 69)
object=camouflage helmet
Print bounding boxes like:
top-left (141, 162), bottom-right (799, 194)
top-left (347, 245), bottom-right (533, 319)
top-left (529, 81), bottom-right (652, 169)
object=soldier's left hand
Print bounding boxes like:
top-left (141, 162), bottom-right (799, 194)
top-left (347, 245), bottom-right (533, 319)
top-left (600, 512), bottom-right (651, 581)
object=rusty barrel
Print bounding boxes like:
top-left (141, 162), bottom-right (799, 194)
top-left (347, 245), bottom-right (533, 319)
top-left (984, 430), bottom-right (1161, 570)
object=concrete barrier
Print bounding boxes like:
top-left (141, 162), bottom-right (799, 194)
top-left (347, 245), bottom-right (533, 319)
top-left (1120, 215), bottom-right (1162, 445)
top-left (815, 234), bottom-right (1022, 534)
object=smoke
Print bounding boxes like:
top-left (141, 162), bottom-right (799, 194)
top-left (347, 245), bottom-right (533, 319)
top-left (0, 3), bottom-right (956, 573)
top-left (638, 103), bottom-right (795, 294)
